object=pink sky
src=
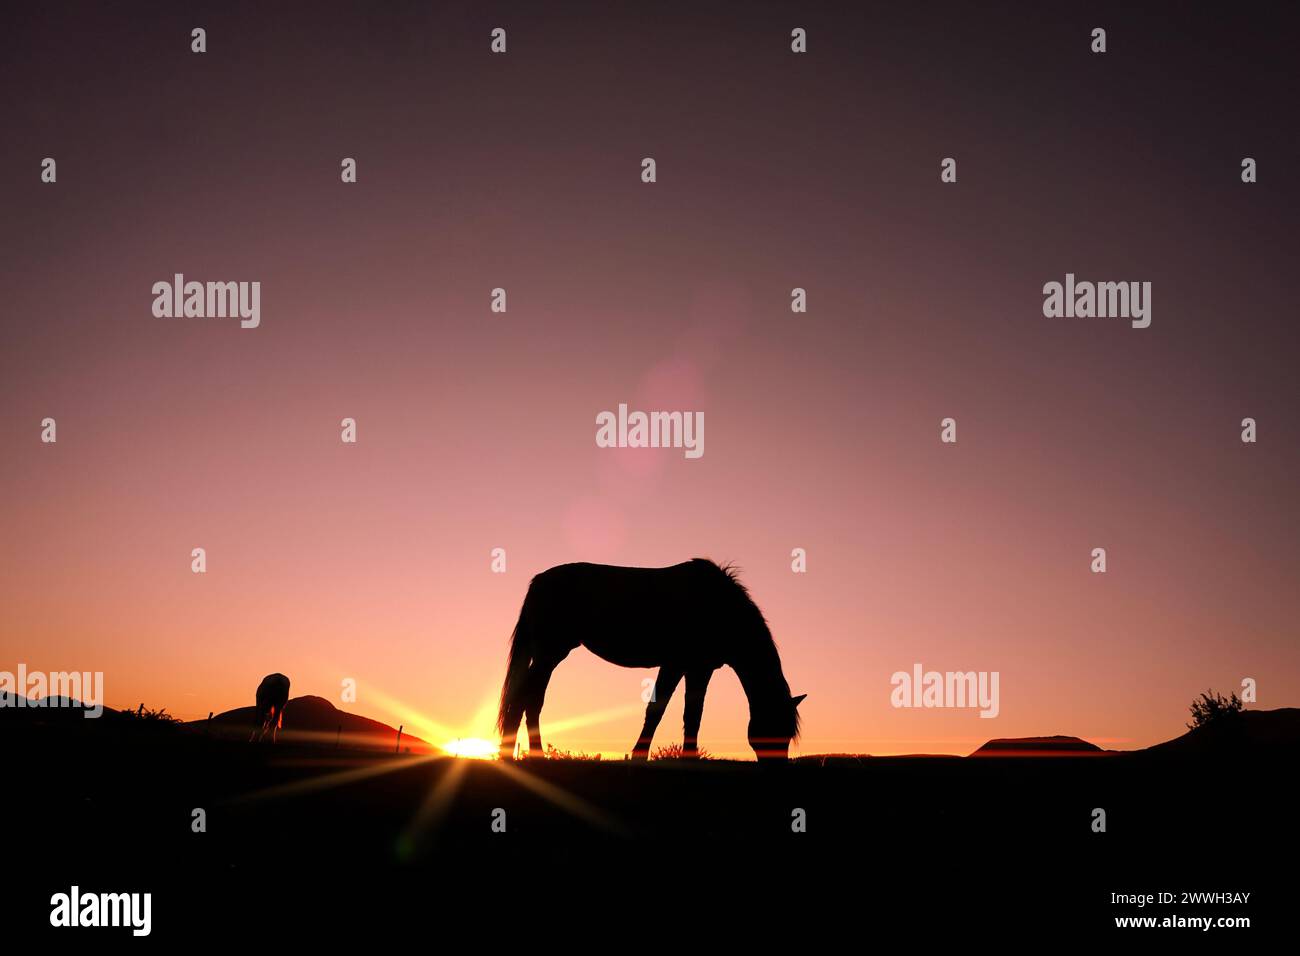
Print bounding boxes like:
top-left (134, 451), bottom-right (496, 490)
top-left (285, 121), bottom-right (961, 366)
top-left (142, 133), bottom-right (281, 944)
top-left (2, 2), bottom-right (1297, 757)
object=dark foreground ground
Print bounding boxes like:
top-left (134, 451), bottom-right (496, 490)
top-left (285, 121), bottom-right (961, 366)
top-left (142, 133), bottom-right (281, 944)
top-left (3, 721), bottom-right (1292, 941)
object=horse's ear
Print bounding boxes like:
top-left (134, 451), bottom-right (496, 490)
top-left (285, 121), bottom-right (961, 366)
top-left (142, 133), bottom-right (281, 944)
top-left (792, 694), bottom-right (807, 708)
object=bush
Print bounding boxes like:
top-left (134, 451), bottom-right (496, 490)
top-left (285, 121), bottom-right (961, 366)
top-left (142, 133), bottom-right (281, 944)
top-left (542, 743), bottom-right (601, 761)
top-left (1187, 690), bottom-right (1243, 730)
top-left (120, 704), bottom-right (181, 724)
top-left (650, 742), bottom-right (710, 760)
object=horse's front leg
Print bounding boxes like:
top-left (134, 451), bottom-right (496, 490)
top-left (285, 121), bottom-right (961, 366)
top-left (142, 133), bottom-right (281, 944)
top-left (682, 668), bottom-right (713, 758)
top-left (631, 667), bottom-right (683, 759)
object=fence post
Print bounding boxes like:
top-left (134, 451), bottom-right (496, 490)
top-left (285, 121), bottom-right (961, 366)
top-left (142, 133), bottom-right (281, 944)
top-left (395, 725), bottom-right (403, 753)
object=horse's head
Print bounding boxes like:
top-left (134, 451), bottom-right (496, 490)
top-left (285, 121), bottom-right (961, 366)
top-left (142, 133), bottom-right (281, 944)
top-left (749, 693), bottom-right (806, 761)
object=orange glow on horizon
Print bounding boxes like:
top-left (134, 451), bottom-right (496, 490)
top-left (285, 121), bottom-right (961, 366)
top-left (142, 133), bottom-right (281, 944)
top-left (441, 737), bottom-right (498, 759)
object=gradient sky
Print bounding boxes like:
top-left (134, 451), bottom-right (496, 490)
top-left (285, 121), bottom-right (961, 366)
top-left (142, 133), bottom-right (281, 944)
top-left (3, 2), bottom-right (1298, 757)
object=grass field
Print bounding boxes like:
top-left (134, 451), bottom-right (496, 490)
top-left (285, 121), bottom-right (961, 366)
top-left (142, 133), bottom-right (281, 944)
top-left (4, 712), bottom-right (1291, 937)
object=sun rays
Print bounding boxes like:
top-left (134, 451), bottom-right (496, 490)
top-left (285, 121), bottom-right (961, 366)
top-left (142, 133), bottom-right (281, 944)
top-left (442, 737), bottom-right (498, 759)
top-left (395, 756), bottom-right (471, 860)
top-left (529, 703), bottom-right (644, 737)
top-left (230, 752), bottom-right (440, 804)
top-left (227, 679), bottom-right (633, 853)
top-left (359, 679), bottom-right (644, 759)
top-left (486, 757), bottom-right (629, 835)
top-left (361, 683), bottom-right (504, 758)
top-left (359, 683), bottom-right (469, 750)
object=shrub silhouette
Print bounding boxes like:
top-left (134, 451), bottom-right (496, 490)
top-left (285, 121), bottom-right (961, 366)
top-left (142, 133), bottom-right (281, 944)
top-left (542, 743), bottom-right (601, 761)
top-left (650, 742), bottom-right (711, 760)
top-left (1187, 689), bottom-right (1243, 730)
top-left (121, 703), bottom-right (181, 724)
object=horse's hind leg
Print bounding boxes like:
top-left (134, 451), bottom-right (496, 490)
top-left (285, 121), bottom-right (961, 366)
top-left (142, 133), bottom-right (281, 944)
top-left (500, 702), bottom-right (524, 759)
top-left (523, 658), bottom-right (561, 758)
top-left (632, 667), bottom-right (684, 759)
top-left (682, 668), bottom-right (713, 758)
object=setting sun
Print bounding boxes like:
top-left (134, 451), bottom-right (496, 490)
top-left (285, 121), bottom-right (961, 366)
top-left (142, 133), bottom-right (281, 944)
top-left (442, 738), bottom-right (499, 760)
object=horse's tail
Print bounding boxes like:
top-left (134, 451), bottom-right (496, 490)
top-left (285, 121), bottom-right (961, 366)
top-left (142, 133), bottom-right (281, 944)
top-left (497, 595), bottom-right (535, 734)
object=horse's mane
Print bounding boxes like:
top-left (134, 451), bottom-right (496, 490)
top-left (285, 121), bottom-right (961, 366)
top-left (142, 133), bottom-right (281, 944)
top-left (698, 559), bottom-right (801, 741)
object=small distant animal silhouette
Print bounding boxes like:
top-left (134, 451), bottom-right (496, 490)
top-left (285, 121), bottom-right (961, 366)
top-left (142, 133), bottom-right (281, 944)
top-left (251, 673), bottom-right (291, 743)
top-left (498, 559), bottom-right (805, 761)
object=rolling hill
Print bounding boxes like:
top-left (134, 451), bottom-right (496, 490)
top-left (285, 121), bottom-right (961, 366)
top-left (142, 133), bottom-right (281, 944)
top-left (1139, 707), bottom-right (1300, 756)
top-left (188, 694), bottom-right (434, 753)
top-left (970, 735), bottom-right (1109, 756)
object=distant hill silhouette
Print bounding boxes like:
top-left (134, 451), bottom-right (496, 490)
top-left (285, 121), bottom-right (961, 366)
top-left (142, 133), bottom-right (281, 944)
top-left (9, 689), bottom-right (1297, 760)
top-left (963, 709), bottom-right (1300, 758)
top-left (190, 694), bottom-right (433, 753)
top-left (970, 735), bottom-right (1108, 756)
top-left (0, 693), bottom-right (118, 723)
top-left (1139, 707), bottom-right (1300, 757)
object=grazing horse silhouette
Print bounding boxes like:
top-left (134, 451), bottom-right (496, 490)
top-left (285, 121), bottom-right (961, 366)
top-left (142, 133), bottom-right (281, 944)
top-left (251, 673), bottom-right (290, 743)
top-left (498, 560), bottom-right (804, 761)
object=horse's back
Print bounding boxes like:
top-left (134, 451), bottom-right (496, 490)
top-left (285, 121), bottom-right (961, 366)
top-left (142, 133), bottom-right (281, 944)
top-left (524, 560), bottom-right (735, 667)
top-left (530, 560), bottom-right (718, 606)
top-left (255, 673), bottom-right (290, 708)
